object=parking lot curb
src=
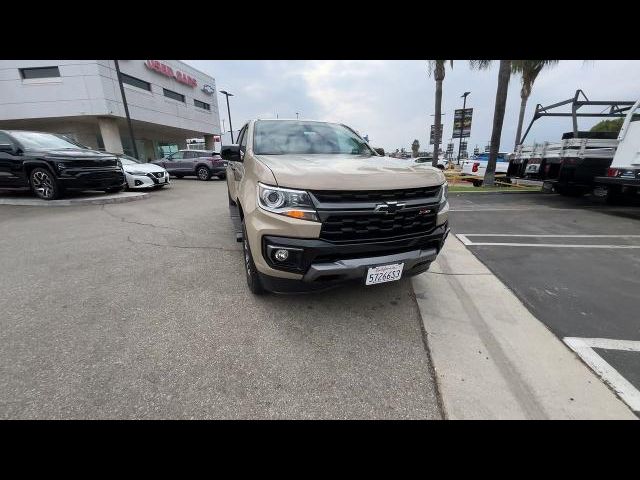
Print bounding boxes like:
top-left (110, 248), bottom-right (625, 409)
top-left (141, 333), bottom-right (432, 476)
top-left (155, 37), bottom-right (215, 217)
top-left (411, 235), bottom-right (637, 419)
top-left (0, 191), bottom-right (150, 207)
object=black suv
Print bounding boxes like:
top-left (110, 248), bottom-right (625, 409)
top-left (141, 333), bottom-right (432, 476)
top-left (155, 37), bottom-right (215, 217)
top-left (0, 130), bottom-right (125, 200)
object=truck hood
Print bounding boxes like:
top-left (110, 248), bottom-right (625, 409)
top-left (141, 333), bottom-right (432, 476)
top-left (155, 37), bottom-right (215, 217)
top-left (253, 154), bottom-right (445, 190)
top-left (28, 148), bottom-right (118, 160)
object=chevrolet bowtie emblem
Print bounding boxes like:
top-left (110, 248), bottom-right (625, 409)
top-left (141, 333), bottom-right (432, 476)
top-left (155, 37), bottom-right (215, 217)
top-left (374, 201), bottom-right (405, 214)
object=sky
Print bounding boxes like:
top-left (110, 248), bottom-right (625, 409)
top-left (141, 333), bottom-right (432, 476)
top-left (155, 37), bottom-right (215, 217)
top-left (184, 60), bottom-right (640, 154)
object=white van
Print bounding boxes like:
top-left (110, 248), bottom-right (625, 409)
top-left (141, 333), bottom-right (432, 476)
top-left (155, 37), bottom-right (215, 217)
top-left (593, 99), bottom-right (640, 203)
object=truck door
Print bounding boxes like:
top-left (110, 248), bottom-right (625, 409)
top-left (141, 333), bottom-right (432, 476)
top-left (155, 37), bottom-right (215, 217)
top-left (228, 124), bottom-right (248, 203)
top-left (612, 101), bottom-right (640, 170)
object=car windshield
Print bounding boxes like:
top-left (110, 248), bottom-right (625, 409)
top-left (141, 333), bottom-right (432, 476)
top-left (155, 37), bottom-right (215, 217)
top-left (253, 120), bottom-right (374, 156)
top-left (9, 131), bottom-right (87, 150)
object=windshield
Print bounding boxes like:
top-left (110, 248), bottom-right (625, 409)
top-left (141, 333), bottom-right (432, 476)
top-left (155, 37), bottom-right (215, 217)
top-left (9, 131), bottom-right (88, 150)
top-left (253, 120), bottom-right (374, 156)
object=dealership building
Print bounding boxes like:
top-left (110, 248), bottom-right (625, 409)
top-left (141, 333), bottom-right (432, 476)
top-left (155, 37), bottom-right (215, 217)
top-left (0, 60), bottom-right (222, 160)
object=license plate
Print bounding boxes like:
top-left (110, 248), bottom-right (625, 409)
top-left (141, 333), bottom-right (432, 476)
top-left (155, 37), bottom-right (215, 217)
top-left (365, 263), bottom-right (404, 286)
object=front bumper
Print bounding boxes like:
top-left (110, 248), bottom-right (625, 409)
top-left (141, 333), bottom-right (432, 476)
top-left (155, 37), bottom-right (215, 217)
top-left (258, 223), bottom-right (449, 292)
top-left (125, 172), bottom-right (171, 188)
top-left (58, 169), bottom-right (125, 190)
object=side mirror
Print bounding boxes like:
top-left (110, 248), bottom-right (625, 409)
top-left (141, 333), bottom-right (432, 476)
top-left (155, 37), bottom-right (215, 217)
top-left (374, 147), bottom-right (385, 156)
top-left (0, 143), bottom-right (16, 154)
top-left (221, 144), bottom-right (241, 162)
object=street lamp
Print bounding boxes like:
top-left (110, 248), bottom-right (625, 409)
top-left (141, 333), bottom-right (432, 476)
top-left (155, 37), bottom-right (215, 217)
top-left (456, 91), bottom-right (471, 165)
top-left (219, 90), bottom-right (234, 143)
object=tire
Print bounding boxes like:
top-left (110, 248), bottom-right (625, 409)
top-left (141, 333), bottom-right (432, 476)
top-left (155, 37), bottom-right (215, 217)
top-left (472, 179), bottom-right (483, 187)
top-left (242, 221), bottom-right (266, 295)
top-left (105, 186), bottom-right (124, 194)
top-left (197, 166), bottom-right (212, 181)
top-left (606, 186), bottom-right (624, 205)
top-left (30, 167), bottom-right (61, 200)
top-left (218, 173), bottom-right (227, 180)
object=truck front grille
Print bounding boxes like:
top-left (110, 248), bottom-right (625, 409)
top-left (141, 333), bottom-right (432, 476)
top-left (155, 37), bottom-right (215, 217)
top-left (311, 186), bottom-right (442, 243)
top-left (311, 186), bottom-right (441, 203)
top-left (320, 209), bottom-right (437, 242)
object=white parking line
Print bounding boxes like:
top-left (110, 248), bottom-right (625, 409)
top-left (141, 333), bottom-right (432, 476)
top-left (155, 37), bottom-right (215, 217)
top-left (456, 233), bottom-right (640, 249)
top-left (564, 337), bottom-right (640, 412)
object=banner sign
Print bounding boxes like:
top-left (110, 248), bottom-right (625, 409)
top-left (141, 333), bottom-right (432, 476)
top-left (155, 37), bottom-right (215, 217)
top-left (453, 108), bottom-right (473, 138)
top-left (430, 124), bottom-right (444, 145)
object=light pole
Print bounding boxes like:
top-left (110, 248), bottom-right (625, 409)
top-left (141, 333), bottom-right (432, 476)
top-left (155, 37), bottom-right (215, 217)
top-left (114, 60), bottom-right (139, 160)
top-left (296, 112), bottom-right (299, 120)
top-left (456, 91), bottom-right (471, 165)
top-left (220, 90), bottom-right (234, 143)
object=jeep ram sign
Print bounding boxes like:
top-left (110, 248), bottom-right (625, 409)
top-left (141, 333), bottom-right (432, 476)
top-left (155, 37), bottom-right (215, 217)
top-left (145, 60), bottom-right (197, 88)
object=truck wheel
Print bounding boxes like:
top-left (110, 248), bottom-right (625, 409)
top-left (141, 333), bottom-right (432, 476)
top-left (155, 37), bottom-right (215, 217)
top-left (30, 167), bottom-right (62, 200)
top-left (472, 179), bottom-right (483, 187)
top-left (242, 222), bottom-right (266, 295)
top-left (218, 173), bottom-right (227, 180)
top-left (197, 166), bottom-right (211, 181)
top-left (606, 186), bottom-right (624, 205)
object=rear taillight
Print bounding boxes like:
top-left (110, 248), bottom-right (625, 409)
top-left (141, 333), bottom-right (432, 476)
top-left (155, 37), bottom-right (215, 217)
top-left (472, 162), bottom-right (480, 173)
top-left (607, 168), bottom-right (619, 177)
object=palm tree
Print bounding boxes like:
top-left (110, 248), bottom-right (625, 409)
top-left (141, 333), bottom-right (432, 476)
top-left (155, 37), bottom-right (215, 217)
top-left (411, 139), bottom-right (420, 158)
top-left (512, 60), bottom-right (559, 148)
top-left (427, 61), bottom-right (451, 167)
top-left (484, 60), bottom-right (512, 187)
top-left (427, 60), bottom-right (491, 168)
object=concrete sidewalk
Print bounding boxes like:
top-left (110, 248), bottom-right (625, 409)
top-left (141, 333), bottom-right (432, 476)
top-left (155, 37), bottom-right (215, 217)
top-left (412, 235), bottom-right (636, 419)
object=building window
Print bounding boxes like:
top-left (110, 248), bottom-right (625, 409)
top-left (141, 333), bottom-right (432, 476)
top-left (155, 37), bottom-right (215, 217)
top-left (194, 99), bottom-right (211, 111)
top-left (163, 88), bottom-right (185, 103)
top-left (120, 73), bottom-right (151, 91)
top-left (20, 66), bottom-right (61, 79)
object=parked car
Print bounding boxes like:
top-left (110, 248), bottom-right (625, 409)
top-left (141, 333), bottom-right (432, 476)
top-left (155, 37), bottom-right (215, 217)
top-left (222, 119), bottom-right (450, 295)
top-left (0, 130), bottom-right (125, 200)
top-left (152, 149), bottom-right (226, 181)
top-left (461, 152), bottom-right (510, 186)
top-left (117, 154), bottom-right (170, 190)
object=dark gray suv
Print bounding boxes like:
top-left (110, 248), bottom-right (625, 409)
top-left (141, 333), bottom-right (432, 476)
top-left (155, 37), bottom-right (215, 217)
top-left (153, 149), bottom-right (227, 181)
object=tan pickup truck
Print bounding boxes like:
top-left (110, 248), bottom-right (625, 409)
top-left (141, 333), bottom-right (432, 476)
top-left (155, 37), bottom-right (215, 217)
top-left (221, 119), bottom-right (450, 294)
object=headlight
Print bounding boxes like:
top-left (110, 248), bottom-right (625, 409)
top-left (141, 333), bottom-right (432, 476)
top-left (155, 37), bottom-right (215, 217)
top-left (440, 182), bottom-right (448, 202)
top-left (127, 170), bottom-right (148, 176)
top-left (438, 182), bottom-right (448, 211)
top-left (257, 183), bottom-right (319, 222)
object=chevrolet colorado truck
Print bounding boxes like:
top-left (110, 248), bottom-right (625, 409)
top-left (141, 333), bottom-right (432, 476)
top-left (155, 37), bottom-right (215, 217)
top-left (222, 119), bottom-right (450, 294)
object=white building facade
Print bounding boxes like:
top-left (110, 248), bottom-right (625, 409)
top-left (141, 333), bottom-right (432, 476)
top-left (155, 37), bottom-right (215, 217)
top-left (0, 60), bottom-right (221, 161)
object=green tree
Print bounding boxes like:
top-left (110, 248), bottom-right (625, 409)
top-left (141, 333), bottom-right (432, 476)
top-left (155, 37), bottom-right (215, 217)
top-left (411, 139), bottom-right (420, 157)
top-left (512, 60), bottom-right (559, 148)
top-left (590, 118), bottom-right (624, 133)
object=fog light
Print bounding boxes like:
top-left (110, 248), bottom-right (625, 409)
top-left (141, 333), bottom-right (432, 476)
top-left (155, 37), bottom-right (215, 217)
top-left (274, 249), bottom-right (289, 262)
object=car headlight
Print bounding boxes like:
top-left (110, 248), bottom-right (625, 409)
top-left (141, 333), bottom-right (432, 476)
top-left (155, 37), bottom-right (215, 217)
top-left (127, 170), bottom-right (148, 176)
top-left (438, 182), bottom-right (448, 210)
top-left (257, 183), bottom-right (319, 222)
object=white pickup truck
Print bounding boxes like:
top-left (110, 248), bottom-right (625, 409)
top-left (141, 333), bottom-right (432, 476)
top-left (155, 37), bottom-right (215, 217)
top-left (593, 99), bottom-right (640, 203)
top-left (461, 153), bottom-right (510, 186)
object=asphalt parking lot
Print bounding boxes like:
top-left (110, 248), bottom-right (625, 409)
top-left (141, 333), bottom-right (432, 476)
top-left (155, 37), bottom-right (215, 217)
top-left (448, 191), bottom-right (640, 414)
top-left (0, 179), bottom-right (441, 419)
